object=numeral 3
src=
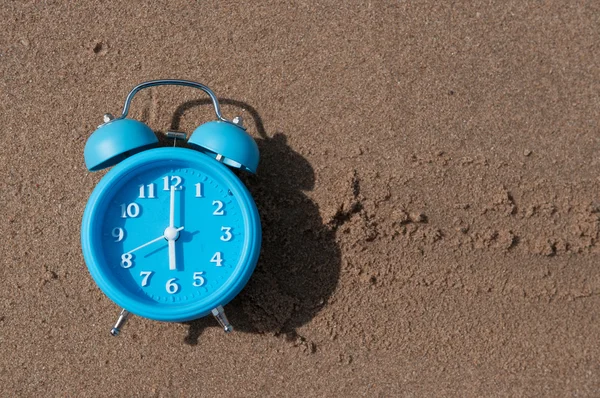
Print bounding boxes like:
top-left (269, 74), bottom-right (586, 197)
top-left (220, 227), bottom-right (232, 241)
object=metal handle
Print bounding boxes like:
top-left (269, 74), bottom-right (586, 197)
top-left (118, 79), bottom-right (229, 122)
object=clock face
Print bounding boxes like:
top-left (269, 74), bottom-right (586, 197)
top-left (81, 148), bottom-right (261, 322)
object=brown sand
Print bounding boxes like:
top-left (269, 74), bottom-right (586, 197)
top-left (1, 1), bottom-right (600, 396)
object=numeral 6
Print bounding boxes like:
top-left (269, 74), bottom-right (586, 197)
top-left (166, 278), bottom-right (179, 294)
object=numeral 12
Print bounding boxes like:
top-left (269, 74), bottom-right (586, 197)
top-left (163, 176), bottom-right (182, 191)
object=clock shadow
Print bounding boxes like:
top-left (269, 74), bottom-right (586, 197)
top-left (167, 99), bottom-right (341, 345)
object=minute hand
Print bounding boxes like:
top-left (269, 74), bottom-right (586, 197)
top-left (170, 184), bottom-right (175, 229)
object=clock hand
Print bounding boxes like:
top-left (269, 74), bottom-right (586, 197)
top-left (168, 184), bottom-right (178, 271)
top-left (127, 235), bottom-right (165, 254)
top-left (168, 240), bottom-right (176, 271)
top-left (126, 226), bottom-right (184, 255)
top-left (170, 184), bottom-right (175, 228)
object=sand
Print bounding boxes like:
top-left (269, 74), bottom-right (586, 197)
top-left (1, 1), bottom-right (599, 396)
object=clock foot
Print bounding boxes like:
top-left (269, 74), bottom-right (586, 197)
top-left (211, 305), bottom-right (233, 333)
top-left (110, 309), bottom-right (131, 337)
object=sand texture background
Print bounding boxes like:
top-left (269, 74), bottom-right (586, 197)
top-left (1, 1), bottom-right (600, 396)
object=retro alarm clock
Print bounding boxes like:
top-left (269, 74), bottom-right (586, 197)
top-left (81, 79), bottom-right (261, 336)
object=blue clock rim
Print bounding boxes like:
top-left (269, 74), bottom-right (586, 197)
top-left (81, 147), bottom-right (262, 322)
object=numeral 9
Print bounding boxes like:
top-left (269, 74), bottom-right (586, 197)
top-left (112, 227), bottom-right (124, 242)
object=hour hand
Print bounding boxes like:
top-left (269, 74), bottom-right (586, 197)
top-left (168, 240), bottom-right (176, 270)
top-left (163, 225), bottom-right (183, 270)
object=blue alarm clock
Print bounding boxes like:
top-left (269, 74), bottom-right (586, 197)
top-left (81, 80), bottom-right (261, 336)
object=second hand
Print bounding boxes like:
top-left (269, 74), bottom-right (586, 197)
top-left (126, 226), bottom-right (184, 255)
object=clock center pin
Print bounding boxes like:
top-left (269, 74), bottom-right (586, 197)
top-left (164, 226), bottom-right (180, 241)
